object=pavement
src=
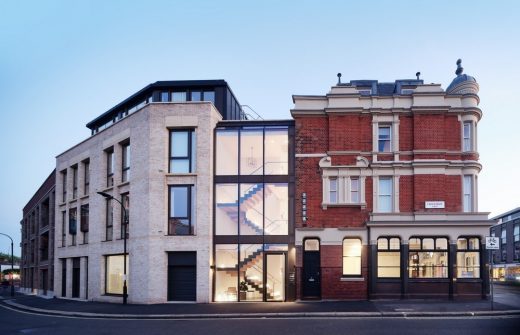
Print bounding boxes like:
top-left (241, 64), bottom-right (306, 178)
top-left (1, 284), bottom-right (520, 319)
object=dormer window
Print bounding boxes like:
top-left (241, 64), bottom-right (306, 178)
top-left (358, 89), bottom-right (372, 96)
top-left (401, 89), bottom-right (414, 95)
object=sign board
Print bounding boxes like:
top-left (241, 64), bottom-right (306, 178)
top-left (425, 201), bottom-right (445, 209)
top-left (486, 237), bottom-right (500, 250)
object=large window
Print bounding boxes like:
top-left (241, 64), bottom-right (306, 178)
top-left (378, 177), bottom-right (393, 213)
top-left (409, 237), bottom-right (448, 278)
top-left (61, 211), bottom-right (66, 247)
top-left (214, 244), bottom-right (238, 302)
top-left (106, 148), bottom-right (114, 187)
top-left (169, 130), bottom-right (196, 173)
top-left (105, 254), bottom-right (129, 295)
top-left (216, 127), bottom-right (289, 176)
top-left (172, 91), bottom-right (187, 102)
top-left (463, 175), bottom-right (473, 212)
top-left (377, 237), bottom-right (400, 278)
top-left (456, 237), bottom-right (480, 278)
top-left (215, 183), bottom-right (288, 236)
top-left (122, 142), bottom-right (130, 182)
top-left (342, 238), bottom-right (362, 276)
top-left (80, 204), bottom-right (89, 244)
top-left (378, 125), bottom-right (391, 152)
top-left (168, 185), bottom-right (194, 235)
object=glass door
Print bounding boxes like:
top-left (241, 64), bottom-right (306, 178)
top-left (265, 253), bottom-right (286, 301)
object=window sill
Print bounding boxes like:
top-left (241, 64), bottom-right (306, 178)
top-left (118, 181), bottom-right (130, 188)
top-left (322, 203), bottom-right (366, 210)
top-left (101, 239), bottom-right (113, 243)
top-left (80, 194), bottom-right (89, 200)
top-left (165, 234), bottom-right (196, 237)
top-left (166, 173), bottom-right (197, 177)
top-left (340, 277), bottom-right (364, 282)
top-left (101, 186), bottom-right (114, 192)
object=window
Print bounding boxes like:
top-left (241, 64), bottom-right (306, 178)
top-left (72, 165), bottom-right (78, 199)
top-left (61, 211), bottom-right (66, 247)
top-left (408, 237), bottom-right (448, 278)
top-left (160, 91), bottom-right (169, 102)
top-left (214, 244), bottom-right (239, 302)
top-left (83, 160), bottom-right (90, 195)
top-left (216, 129), bottom-right (238, 175)
top-left (501, 226), bottom-right (507, 262)
top-left (105, 254), bottom-right (129, 295)
top-left (378, 125), bottom-right (391, 152)
top-left (80, 204), bottom-right (89, 244)
top-left (463, 175), bottom-right (473, 212)
top-left (264, 127), bottom-right (289, 175)
top-left (122, 142), bottom-right (130, 182)
top-left (240, 128), bottom-right (263, 175)
top-left (121, 193), bottom-right (129, 239)
top-left (377, 237), bottom-right (400, 278)
top-left (169, 129), bottom-right (196, 173)
top-left (342, 238), bottom-right (362, 276)
top-left (203, 90), bottom-right (215, 104)
top-left (329, 178), bottom-right (338, 204)
top-left (456, 237), bottom-right (480, 278)
top-left (69, 207), bottom-right (77, 246)
top-left (463, 122), bottom-right (472, 151)
top-left (514, 222), bottom-right (520, 261)
top-left (378, 177), bottom-right (393, 212)
top-left (191, 91), bottom-right (201, 101)
top-left (264, 183), bottom-right (289, 235)
top-left (172, 91), bottom-right (186, 102)
top-left (350, 178), bottom-right (360, 203)
top-left (61, 169), bottom-right (67, 202)
top-left (215, 184), bottom-right (239, 235)
top-left (106, 148), bottom-right (114, 187)
top-left (106, 199), bottom-right (113, 241)
top-left (168, 185), bottom-right (194, 235)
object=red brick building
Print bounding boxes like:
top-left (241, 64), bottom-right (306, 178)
top-left (292, 61), bottom-right (492, 300)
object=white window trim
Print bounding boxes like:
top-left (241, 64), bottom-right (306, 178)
top-left (462, 174), bottom-right (477, 212)
top-left (322, 175), bottom-right (366, 208)
top-left (460, 116), bottom-right (478, 153)
top-left (373, 175), bottom-right (400, 213)
top-left (372, 115), bottom-right (399, 161)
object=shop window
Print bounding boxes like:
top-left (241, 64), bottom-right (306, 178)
top-left (456, 237), bottom-right (480, 278)
top-left (342, 238), bottom-right (362, 276)
top-left (377, 237), bottom-right (400, 278)
top-left (408, 237), bottom-right (448, 278)
top-left (105, 254), bottom-right (129, 295)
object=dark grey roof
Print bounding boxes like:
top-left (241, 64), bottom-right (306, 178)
top-left (446, 74), bottom-right (477, 93)
top-left (345, 79), bottom-right (424, 96)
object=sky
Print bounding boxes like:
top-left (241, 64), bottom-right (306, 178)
top-left (0, 0), bottom-right (519, 256)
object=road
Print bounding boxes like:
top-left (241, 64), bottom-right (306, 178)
top-left (0, 304), bottom-right (519, 335)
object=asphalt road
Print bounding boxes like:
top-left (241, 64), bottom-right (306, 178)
top-left (1, 305), bottom-right (519, 335)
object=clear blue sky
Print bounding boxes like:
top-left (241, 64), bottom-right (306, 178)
top-left (1, 0), bottom-right (519, 255)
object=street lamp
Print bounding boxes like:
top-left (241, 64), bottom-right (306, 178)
top-left (0, 232), bottom-right (15, 297)
top-left (97, 191), bottom-right (128, 304)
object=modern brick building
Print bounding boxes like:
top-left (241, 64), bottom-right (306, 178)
top-left (292, 60), bottom-right (492, 300)
top-left (490, 207), bottom-right (520, 283)
top-left (20, 170), bottom-right (56, 297)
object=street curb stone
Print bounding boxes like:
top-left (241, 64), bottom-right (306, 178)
top-left (3, 300), bottom-right (520, 319)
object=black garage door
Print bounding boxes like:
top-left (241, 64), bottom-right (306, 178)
top-left (167, 252), bottom-right (196, 301)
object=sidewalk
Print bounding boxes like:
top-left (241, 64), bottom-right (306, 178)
top-left (2, 288), bottom-right (520, 319)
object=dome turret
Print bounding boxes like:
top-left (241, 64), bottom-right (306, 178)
top-left (446, 59), bottom-right (479, 95)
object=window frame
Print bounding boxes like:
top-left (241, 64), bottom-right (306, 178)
top-left (408, 236), bottom-right (449, 279)
top-left (106, 198), bottom-right (113, 241)
top-left (169, 129), bottom-right (196, 174)
top-left (68, 207), bottom-right (77, 246)
top-left (456, 236), bottom-right (480, 279)
top-left (463, 175), bottom-right (473, 212)
top-left (121, 142), bottom-right (130, 183)
top-left (342, 238), bottom-right (362, 277)
top-left (463, 121), bottom-right (472, 152)
top-left (121, 193), bottom-right (129, 239)
top-left (168, 185), bottom-right (194, 236)
top-left (378, 177), bottom-right (393, 213)
top-left (80, 204), bottom-right (89, 244)
top-left (83, 159), bottom-right (90, 196)
top-left (61, 169), bottom-right (67, 203)
top-left (378, 125), bottom-right (392, 152)
top-left (329, 178), bottom-right (338, 204)
top-left (104, 254), bottom-right (128, 296)
top-left (376, 237), bottom-right (401, 279)
top-left (72, 165), bottom-right (78, 199)
top-left (106, 148), bottom-right (115, 187)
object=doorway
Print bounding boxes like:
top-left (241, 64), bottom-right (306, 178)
top-left (302, 238), bottom-right (321, 299)
top-left (265, 253), bottom-right (286, 301)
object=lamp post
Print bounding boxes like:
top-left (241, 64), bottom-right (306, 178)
top-left (0, 232), bottom-right (15, 297)
top-left (97, 191), bottom-right (128, 304)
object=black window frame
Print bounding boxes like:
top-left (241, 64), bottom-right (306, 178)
top-left (168, 185), bottom-right (194, 236)
top-left (61, 211), bottom-right (66, 247)
top-left (121, 141), bottom-right (130, 183)
top-left (121, 193), bottom-right (129, 239)
top-left (83, 159), bottom-right (90, 196)
top-left (106, 148), bottom-right (114, 187)
top-left (61, 169), bottom-right (67, 202)
top-left (376, 236), bottom-right (401, 279)
top-left (456, 236), bottom-right (480, 279)
top-left (80, 204), bottom-right (89, 244)
top-left (169, 129), bottom-right (195, 174)
top-left (72, 165), bottom-right (78, 199)
top-left (69, 207), bottom-right (77, 246)
top-left (106, 198), bottom-right (113, 241)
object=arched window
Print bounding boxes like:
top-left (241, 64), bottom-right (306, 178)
top-left (377, 237), bottom-right (400, 278)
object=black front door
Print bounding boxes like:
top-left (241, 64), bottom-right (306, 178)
top-left (167, 252), bottom-right (196, 301)
top-left (302, 239), bottom-right (321, 299)
top-left (72, 258), bottom-right (80, 298)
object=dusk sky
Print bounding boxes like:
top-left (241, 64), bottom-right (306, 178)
top-left (1, 0), bottom-right (519, 255)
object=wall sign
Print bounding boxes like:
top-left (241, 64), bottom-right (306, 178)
top-left (425, 201), bottom-right (445, 209)
top-left (485, 237), bottom-right (500, 250)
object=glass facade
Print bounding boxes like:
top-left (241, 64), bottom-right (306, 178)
top-left (214, 123), bottom-right (293, 302)
top-left (456, 237), bottom-right (480, 278)
top-left (408, 237), bottom-right (448, 278)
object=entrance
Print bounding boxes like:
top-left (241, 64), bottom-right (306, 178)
top-left (265, 253), bottom-right (286, 301)
top-left (302, 238), bottom-right (321, 299)
top-left (167, 252), bottom-right (196, 301)
top-left (72, 258), bottom-right (80, 298)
